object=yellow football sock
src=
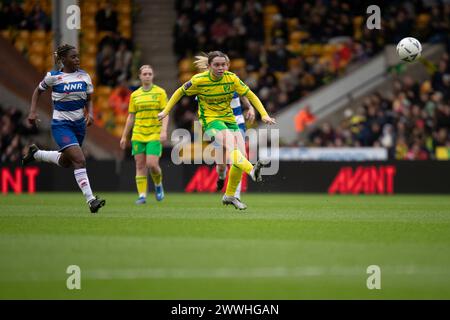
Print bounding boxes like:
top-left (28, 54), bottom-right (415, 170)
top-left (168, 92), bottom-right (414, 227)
top-left (150, 171), bottom-right (162, 186)
top-left (229, 149), bottom-right (253, 175)
top-left (225, 165), bottom-right (243, 196)
top-left (135, 175), bottom-right (147, 197)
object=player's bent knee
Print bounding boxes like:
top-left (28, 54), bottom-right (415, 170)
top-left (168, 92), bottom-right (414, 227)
top-left (72, 158), bottom-right (86, 169)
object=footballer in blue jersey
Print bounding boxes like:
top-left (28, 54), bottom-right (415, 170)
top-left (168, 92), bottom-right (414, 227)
top-left (22, 44), bottom-right (105, 213)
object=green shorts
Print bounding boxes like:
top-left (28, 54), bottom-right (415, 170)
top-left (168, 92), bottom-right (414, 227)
top-left (131, 140), bottom-right (162, 156)
top-left (204, 120), bottom-right (239, 139)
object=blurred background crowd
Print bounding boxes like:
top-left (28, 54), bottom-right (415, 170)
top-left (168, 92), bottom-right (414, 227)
top-left (0, 0), bottom-right (449, 162)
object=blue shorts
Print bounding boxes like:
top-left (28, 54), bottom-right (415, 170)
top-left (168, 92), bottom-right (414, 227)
top-left (51, 119), bottom-right (86, 151)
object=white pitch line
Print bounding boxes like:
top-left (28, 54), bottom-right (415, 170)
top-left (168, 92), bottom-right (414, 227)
top-left (1, 265), bottom-right (450, 282)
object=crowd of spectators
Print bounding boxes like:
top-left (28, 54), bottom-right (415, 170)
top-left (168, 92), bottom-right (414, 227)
top-left (0, 1), bottom-right (51, 31)
top-left (95, 2), bottom-right (134, 87)
top-left (0, 105), bottom-right (39, 164)
top-left (305, 53), bottom-right (450, 160)
top-left (172, 0), bottom-right (450, 133)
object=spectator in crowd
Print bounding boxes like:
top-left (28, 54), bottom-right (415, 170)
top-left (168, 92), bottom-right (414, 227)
top-left (294, 105), bottom-right (316, 135)
top-left (97, 44), bottom-right (116, 86)
top-left (96, 1), bottom-right (118, 32)
top-left (0, 106), bottom-right (38, 164)
top-left (109, 81), bottom-right (132, 120)
top-left (114, 40), bottom-right (133, 83)
top-left (27, 3), bottom-right (50, 31)
top-left (303, 53), bottom-right (450, 159)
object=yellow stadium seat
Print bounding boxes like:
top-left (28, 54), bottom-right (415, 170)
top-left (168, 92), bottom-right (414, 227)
top-left (17, 30), bottom-right (30, 42)
top-left (417, 13), bottom-right (431, 27)
top-left (179, 58), bottom-right (193, 73)
top-left (116, 114), bottom-right (127, 125)
top-left (287, 42), bottom-right (301, 54)
top-left (274, 72), bottom-right (286, 81)
top-left (14, 39), bottom-right (28, 53)
top-left (85, 43), bottom-right (97, 55)
top-left (83, 4), bottom-right (98, 15)
top-left (81, 17), bottom-right (96, 29)
top-left (288, 57), bottom-right (301, 68)
top-left (31, 30), bottom-right (46, 41)
top-left (287, 18), bottom-right (299, 32)
top-left (45, 54), bottom-right (55, 69)
top-left (230, 59), bottom-right (246, 70)
top-left (113, 125), bottom-right (124, 138)
top-left (83, 29), bottom-right (97, 42)
top-left (119, 17), bottom-right (131, 28)
top-left (120, 29), bottom-right (132, 38)
top-left (117, 3), bottom-right (131, 14)
top-left (83, 56), bottom-right (96, 70)
top-left (264, 5), bottom-right (279, 15)
top-left (29, 54), bottom-right (45, 70)
top-left (310, 44), bottom-right (323, 55)
top-left (97, 86), bottom-right (112, 98)
top-left (323, 44), bottom-right (337, 56)
top-left (1, 30), bottom-right (11, 40)
top-left (179, 72), bottom-right (194, 84)
top-left (97, 31), bottom-right (114, 43)
top-left (29, 42), bottom-right (47, 55)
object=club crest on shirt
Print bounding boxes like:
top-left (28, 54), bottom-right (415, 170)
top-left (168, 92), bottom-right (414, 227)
top-left (223, 84), bottom-right (231, 92)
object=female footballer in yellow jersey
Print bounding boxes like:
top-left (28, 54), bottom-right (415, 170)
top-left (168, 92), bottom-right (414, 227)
top-left (120, 65), bottom-right (169, 204)
top-left (158, 51), bottom-right (276, 210)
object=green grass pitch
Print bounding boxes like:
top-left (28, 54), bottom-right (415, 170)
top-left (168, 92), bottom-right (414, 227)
top-left (1, 193), bottom-right (450, 299)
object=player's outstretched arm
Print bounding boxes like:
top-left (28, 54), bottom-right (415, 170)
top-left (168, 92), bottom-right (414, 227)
top-left (158, 87), bottom-right (185, 121)
top-left (245, 90), bottom-right (276, 125)
top-left (28, 86), bottom-right (44, 126)
top-left (241, 96), bottom-right (255, 124)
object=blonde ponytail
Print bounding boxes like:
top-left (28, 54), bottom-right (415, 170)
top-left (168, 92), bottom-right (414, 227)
top-left (193, 54), bottom-right (209, 72)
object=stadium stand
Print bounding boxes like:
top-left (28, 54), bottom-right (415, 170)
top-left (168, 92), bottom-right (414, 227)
top-left (306, 51), bottom-right (450, 160)
top-left (0, 0), bottom-right (138, 139)
top-left (171, 0), bottom-right (450, 140)
top-left (0, 104), bottom-right (40, 163)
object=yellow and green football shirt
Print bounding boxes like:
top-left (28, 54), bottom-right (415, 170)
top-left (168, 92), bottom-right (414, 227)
top-left (181, 70), bottom-right (250, 126)
top-left (129, 85), bottom-right (168, 142)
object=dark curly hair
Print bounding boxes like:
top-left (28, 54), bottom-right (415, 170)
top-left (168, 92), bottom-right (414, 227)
top-left (53, 44), bottom-right (76, 69)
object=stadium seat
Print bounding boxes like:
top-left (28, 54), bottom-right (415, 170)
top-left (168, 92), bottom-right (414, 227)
top-left (264, 5), bottom-right (279, 15)
top-left (31, 31), bottom-right (47, 42)
top-left (230, 59), bottom-right (246, 70)
top-left (179, 58), bottom-right (193, 73)
top-left (1, 30), bottom-right (11, 40)
top-left (97, 98), bottom-right (110, 111)
top-left (290, 30), bottom-right (309, 44)
top-left (117, 2), bottom-right (131, 14)
top-left (274, 71), bottom-right (286, 81)
top-left (45, 55), bottom-right (55, 70)
top-left (179, 72), bottom-right (194, 84)
top-left (97, 86), bottom-right (112, 98)
top-left (416, 13), bottom-right (431, 27)
top-left (29, 54), bottom-right (45, 71)
top-left (14, 39), bottom-right (28, 53)
top-left (29, 42), bottom-right (47, 55)
top-left (288, 57), bottom-right (301, 68)
top-left (17, 30), bottom-right (30, 42)
top-left (286, 18), bottom-right (299, 32)
top-left (81, 17), bottom-right (96, 29)
top-left (83, 29), bottom-right (97, 42)
top-left (287, 42), bottom-right (301, 54)
top-left (83, 56), bottom-right (96, 70)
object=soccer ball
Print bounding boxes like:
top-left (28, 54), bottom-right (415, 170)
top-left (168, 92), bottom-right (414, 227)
top-left (396, 37), bottom-right (422, 63)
